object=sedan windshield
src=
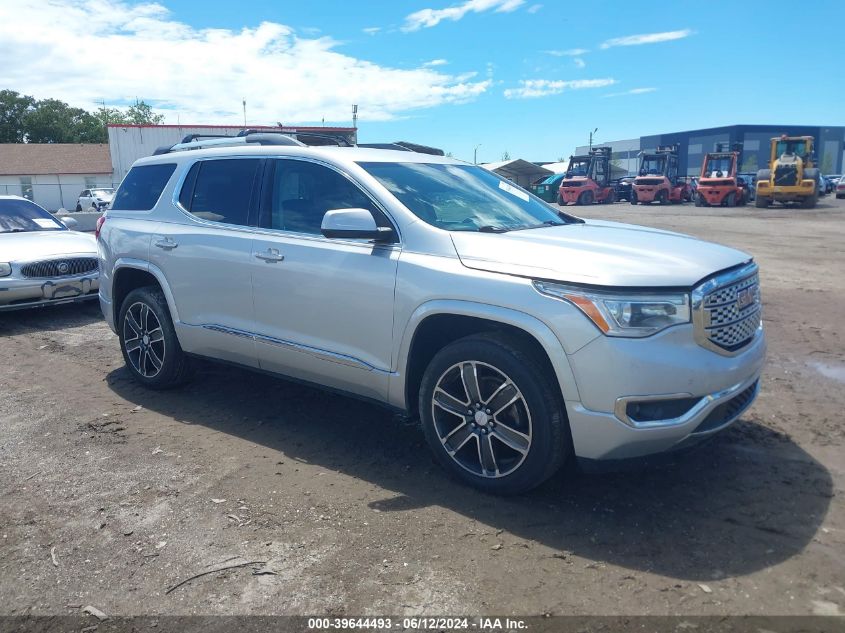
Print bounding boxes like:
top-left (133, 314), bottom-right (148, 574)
top-left (359, 162), bottom-right (574, 232)
top-left (0, 198), bottom-right (64, 233)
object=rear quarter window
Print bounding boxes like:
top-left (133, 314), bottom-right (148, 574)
top-left (111, 163), bottom-right (177, 211)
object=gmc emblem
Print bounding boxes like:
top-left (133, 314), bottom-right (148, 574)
top-left (736, 287), bottom-right (755, 310)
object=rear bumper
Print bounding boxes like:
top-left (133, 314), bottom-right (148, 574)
top-left (697, 186), bottom-right (731, 205)
top-left (0, 275), bottom-right (99, 311)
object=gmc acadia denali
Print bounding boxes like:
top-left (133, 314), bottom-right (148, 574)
top-left (97, 136), bottom-right (765, 494)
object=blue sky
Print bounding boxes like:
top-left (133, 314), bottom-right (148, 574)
top-left (1, 0), bottom-right (842, 162)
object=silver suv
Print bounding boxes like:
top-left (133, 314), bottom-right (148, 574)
top-left (98, 137), bottom-right (766, 494)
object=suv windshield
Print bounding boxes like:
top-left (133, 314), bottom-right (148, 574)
top-left (359, 162), bottom-right (572, 232)
top-left (703, 156), bottom-right (734, 177)
top-left (0, 198), bottom-right (64, 233)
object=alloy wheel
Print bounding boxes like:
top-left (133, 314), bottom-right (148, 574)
top-left (431, 361), bottom-right (532, 478)
top-left (123, 301), bottom-right (166, 378)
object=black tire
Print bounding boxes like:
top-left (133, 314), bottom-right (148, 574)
top-left (419, 332), bottom-right (570, 495)
top-left (75, 203), bottom-right (82, 212)
top-left (657, 189), bottom-right (669, 205)
top-left (726, 192), bottom-right (736, 207)
top-left (557, 193), bottom-right (565, 206)
top-left (118, 286), bottom-right (193, 390)
top-left (630, 192), bottom-right (638, 205)
top-left (755, 196), bottom-right (769, 208)
top-left (801, 188), bottom-right (818, 209)
top-left (577, 190), bottom-right (594, 206)
top-left (603, 189), bottom-right (616, 204)
top-left (694, 193), bottom-right (704, 207)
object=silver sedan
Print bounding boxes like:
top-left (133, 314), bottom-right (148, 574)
top-left (0, 195), bottom-right (99, 311)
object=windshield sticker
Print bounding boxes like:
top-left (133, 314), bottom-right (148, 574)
top-left (33, 218), bottom-right (61, 228)
top-left (498, 180), bottom-right (529, 202)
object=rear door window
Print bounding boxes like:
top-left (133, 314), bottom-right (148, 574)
top-left (183, 159), bottom-right (261, 226)
top-left (111, 163), bottom-right (177, 211)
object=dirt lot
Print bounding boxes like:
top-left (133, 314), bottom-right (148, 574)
top-left (1, 196), bottom-right (844, 619)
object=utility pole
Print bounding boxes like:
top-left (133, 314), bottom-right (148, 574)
top-left (242, 99), bottom-right (247, 128)
top-left (474, 144), bottom-right (482, 164)
top-left (352, 104), bottom-right (358, 129)
top-left (589, 127), bottom-right (598, 151)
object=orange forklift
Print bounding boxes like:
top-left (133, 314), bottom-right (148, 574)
top-left (631, 145), bottom-right (690, 205)
top-left (695, 143), bottom-right (747, 207)
top-left (557, 146), bottom-right (616, 205)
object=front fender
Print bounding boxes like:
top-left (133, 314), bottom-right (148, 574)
top-left (108, 258), bottom-right (181, 328)
top-left (388, 299), bottom-right (581, 411)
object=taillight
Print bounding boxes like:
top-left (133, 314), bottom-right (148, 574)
top-left (95, 214), bottom-right (106, 239)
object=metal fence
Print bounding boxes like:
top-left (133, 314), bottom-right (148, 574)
top-left (0, 182), bottom-right (120, 212)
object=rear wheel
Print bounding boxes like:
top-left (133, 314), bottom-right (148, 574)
top-left (119, 286), bottom-right (193, 390)
top-left (75, 203), bottom-right (82, 212)
top-left (557, 193), bottom-right (565, 206)
top-left (657, 189), bottom-right (669, 205)
top-left (603, 189), bottom-right (616, 204)
top-left (801, 189), bottom-right (818, 209)
top-left (726, 192), bottom-right (736, 207)
top-left (630, 191), bottom-right (638, 205)
top-left (419, 333), bottom-right (570, 495)
top-left (695, 193), bottom-right (704, 207)
top-left (578, 190), bottom-right (594, 205)
top-left (755, 196), bottom-right (770, 208)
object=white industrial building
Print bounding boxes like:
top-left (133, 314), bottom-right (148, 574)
top-left (0, 143), bottom-right (114, 211)
top-left (107, 124), bottom-right (358, 181)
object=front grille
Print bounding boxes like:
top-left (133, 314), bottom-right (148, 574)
top-left (693, 267), bottom-right (761, 354)
top-left (20, 257), bottom-right (99, 279)
top-left (774, 165), bottom-right (798, 186)
top-left (693, 381), bottom-right (758, 434)
top-left (635, 178), bottom-right (663, 186)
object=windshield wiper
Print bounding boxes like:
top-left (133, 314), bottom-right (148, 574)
top-left (512, 220), bottom-right (566, 231)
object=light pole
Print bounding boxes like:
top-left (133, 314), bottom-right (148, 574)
top-left (474, 144), bottom-right (482, 165)
top-left (589, 127), bottom-right (598, 151)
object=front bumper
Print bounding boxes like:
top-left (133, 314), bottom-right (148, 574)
top-left (563, 323), bottom-right (766, 460)
top-left (0, 274), bottom-right (99, 311)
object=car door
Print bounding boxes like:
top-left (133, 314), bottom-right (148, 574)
top-left (250, 157), bottom-right (400, 401)
top-left (147, 157), bottom-right (263, 369)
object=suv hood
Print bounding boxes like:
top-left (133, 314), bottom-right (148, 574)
top-left (451, 219), bottom-right (751, 288)
top-left (1, 230), bottom-right (97, 263)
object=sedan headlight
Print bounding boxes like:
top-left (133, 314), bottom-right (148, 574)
top-left (534, 281), bottom-right (690, 337)
top-left (0, 262), bottom-right (11, 277)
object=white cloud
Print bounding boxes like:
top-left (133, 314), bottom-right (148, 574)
top-left (600, 29), bottom-right (693, 49)
top-left (603, 87), bottom-right (657, 97)
top-left (0, 0), bottom-right (492, 125)
top-left (504, 78), bottom-right (616, 99)
top-left (403, 0), bottom-right (525, 32)
top-left (527, 4), bottom-right (542, 13)
top-left (362, 26), bottom-right (381, 35)
top-left (573, 58), bottom-right (586, 69)
top-left (424, 59), bottom-right (449, 67)
top-left (545, 48), bottom-right (589, 57)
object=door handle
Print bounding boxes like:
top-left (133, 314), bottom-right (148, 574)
top-left (255, 248), bottom-right (285, 263)
top-left (154, 237), bottom-right (178, 250)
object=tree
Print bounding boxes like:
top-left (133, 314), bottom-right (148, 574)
top-left (126, 99), bottom-right (165, 125)
top-left (0, 90), bottom-right (35, 142)
top-left (23, 99), bottom-right (107, 143)
top-left (740, 154), bottom-right (758, 173)
top-left (821, 153), bottom-right (834, 174)
top-left (94, 106), bottom-right (130, 127)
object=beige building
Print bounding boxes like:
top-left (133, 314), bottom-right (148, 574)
top-left (0, 144), bottom-right (114, 211)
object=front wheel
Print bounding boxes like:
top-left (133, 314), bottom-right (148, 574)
top-left (629, 192), bottom-right (638, 205)
top-left (557, 193), bottom-right (565, 206)
top-left (419, 333), bottom-right (570, 495)
top-left (657, 189), bottom-right (669, 205)
top-left (577, 190), bottom-right (594, 205)
top-left (755, 196), bottom-right (770, 208)
top-left (119, 286), bottom-right (193, 390)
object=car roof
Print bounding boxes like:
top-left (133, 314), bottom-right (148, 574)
top-left (132, 145), bottom-right (465, 169)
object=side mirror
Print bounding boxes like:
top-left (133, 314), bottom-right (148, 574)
top-left (320, 208), bottom-right (395, 242)
top-left (59, 216), bottom-right (79, 230)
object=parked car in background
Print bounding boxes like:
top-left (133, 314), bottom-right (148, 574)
top-left (614, 176), bottom-right (635, 202)
top-left (0, 195), bottom-right (99, 311)
top-left (98, 136), bottom-right (765, 494)
top-left (76, 188), bottom-right (114, 212)
top-left (529, 173), bottom-right (565, 203)
top-left (826, 174), bottom-right (842, 185)
top-left (822, 176), bottom-right (834, 195)
top-left (836, 178), bottom-right (845, 199)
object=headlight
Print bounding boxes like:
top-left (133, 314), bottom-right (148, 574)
top-left (534, 281), bottom-right (690, 337)
top-left (0, 262), bottom-right (11, 277)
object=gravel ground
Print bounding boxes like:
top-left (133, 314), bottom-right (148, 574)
top-left (1, 195), bottom-right (843, 619)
